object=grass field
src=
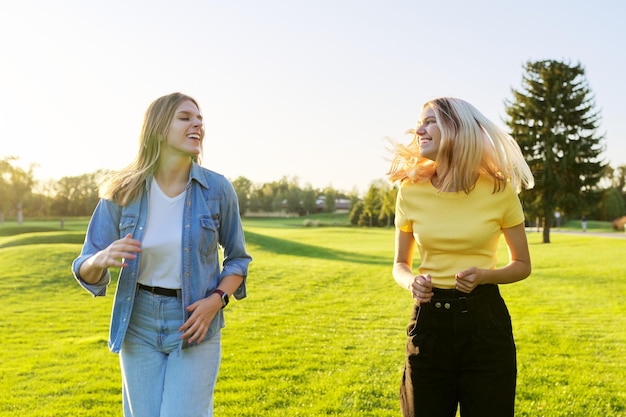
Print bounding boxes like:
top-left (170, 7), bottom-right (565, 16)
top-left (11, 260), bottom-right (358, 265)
top-left (0, 216), bottom-right (624, 416)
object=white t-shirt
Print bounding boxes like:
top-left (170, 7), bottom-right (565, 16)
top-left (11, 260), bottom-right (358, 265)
top-left (137, 178), bottom-right (185, 289)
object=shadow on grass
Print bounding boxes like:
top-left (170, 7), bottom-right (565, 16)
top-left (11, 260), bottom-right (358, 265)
top-left (244, 230), bottom-right (389, 266)
top-left (0, 228), bottom-right (391, 266)
top-left (0, 231), bottom-right (86, 249)
top-left (0, 225), bottom-right (61, 236)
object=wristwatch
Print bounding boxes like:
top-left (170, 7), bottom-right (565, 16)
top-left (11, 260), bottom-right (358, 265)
top-left (213, 289), bottom-right (229, 309)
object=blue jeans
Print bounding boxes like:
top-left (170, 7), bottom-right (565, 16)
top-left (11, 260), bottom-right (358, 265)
top-left (401, 284), bottom-right (517, 417)
top-left (120, 289), bottom-right (221, 417)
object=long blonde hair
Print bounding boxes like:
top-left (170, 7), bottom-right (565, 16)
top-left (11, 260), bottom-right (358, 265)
top-left (100, 92), bottom-right (202, 205)
top-left (388, 97), bottom-right (534, 193)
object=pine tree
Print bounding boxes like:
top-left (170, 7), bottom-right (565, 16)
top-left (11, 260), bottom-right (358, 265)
top-left (505, 60), bottom-right (606, 243)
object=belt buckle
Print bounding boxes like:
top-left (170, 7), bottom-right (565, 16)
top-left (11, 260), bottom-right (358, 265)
top-left (458, 296), bottom-right (469, 313)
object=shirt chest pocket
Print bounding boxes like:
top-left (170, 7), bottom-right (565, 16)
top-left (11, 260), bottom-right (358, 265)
top-left (119, 214), bottom-right (138, 237)
top-left (198, 215), bottom-right (219, 257)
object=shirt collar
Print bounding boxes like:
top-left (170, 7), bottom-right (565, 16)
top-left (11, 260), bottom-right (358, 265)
top-left (144, 161), bottom-right (208, 192)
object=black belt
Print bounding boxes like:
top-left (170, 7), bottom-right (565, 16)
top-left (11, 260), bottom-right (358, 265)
top-left (425, 284), bottom-right (499, 313)
top-left (137, 283), bottom-right (179, 297)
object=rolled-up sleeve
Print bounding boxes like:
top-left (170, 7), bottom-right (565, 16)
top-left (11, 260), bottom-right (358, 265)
top-left (218, 179), bottom-right (252, 300)
top-left (71, 199), bottom-right (121, 297)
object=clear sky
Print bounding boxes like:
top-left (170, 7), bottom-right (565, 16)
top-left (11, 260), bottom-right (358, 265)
top-left (1, 0), bottom-right (625, 194)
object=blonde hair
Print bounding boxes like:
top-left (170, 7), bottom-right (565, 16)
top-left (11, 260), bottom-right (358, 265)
top-left (388, 97), bottom-right (534, 193)
top-left (100, 92), bottom-right (202, 205)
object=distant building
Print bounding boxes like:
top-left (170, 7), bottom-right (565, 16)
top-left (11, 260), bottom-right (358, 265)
top-left (315, 196), bottom-right (351, 212)
top-left (278, 195), bottom-right (351, 214)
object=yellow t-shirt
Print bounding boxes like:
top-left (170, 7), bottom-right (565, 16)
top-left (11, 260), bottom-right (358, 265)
top-left (395, 175), bottom-right (524, 289)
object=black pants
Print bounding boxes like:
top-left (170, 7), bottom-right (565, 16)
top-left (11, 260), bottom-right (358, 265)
top-left (400, 284), bottom-right (517, 417)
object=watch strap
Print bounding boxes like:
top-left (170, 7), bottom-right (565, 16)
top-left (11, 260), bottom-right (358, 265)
top-left (213, 289), bottom-right (229, 308)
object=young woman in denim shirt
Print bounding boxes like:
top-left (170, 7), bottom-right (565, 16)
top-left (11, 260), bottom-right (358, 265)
top-left (72, 92), bottom-right (252, 417)
top-left (388, 97), bottom-right (534, 417)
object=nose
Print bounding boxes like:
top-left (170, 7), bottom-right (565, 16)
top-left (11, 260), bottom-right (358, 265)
top-left (193, 117), bottom-right (203, 128)
top-left (416, 123), bottom-right (426, 135)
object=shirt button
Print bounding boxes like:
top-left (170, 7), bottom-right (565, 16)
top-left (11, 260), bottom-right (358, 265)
top-left (435, 302), bottom-right (441, 308)
top-left (444, 303), bottom-right (451, 309)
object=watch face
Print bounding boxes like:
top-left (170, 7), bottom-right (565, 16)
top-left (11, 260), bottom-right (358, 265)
top-left (222, 293), bottom-right (229, 307)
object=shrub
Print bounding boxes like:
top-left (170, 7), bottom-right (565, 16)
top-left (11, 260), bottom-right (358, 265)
top-left (611, 216), bottom-right (626, 231)
top-left (303, 219), bottom-right (320, 227)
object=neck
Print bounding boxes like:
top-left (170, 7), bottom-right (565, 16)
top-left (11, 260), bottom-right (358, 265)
top-left (154, 156), bottom-right (192, 197)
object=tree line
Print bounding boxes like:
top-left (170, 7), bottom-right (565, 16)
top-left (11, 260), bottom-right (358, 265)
top-left (1, 60), bottom-right (625, 241)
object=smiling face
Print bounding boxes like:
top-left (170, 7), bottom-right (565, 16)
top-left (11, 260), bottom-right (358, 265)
top-left (162, 99), bottom-right (204, 159)
top-left (415, 106), bottom-right (441, 161)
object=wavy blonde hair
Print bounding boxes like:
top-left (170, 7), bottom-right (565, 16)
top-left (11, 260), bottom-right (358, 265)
top-left (100, 92), bottom-right (202, 206)
top-left (387, 97), bottom-right (534, 193)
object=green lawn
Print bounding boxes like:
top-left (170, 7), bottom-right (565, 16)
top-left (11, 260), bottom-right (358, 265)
top-left (0, 217), bottom-right (624, 416)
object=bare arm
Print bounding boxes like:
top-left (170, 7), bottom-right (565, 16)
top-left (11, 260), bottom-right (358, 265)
top-left (392, 228), bottom-right (433, 304)
top-left (213, 274), bottom-right (245, 299)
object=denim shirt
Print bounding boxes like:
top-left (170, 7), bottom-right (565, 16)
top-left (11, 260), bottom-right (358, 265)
top-left (72, 162), bottom-right (252, 353)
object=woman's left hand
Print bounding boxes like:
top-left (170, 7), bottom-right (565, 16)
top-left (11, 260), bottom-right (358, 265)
top-left (455, 267), bottom-right (485, 293)
top-left (179, 296), bottom-right (221, 345)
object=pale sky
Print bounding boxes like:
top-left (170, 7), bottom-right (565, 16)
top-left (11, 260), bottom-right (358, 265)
top-left (1, 0), bottom-right (625, 194)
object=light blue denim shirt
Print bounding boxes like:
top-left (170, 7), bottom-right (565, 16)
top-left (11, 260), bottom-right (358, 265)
top-left (72, 162), bottom-right (252, 353)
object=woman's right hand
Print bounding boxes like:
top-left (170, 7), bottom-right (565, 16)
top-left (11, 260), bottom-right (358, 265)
top-left (79, 234), bottom-right (142, 283)
top-left (411, 274), bottom-right (433, 304)
top-left (93, 233), bottom-right (142, 269)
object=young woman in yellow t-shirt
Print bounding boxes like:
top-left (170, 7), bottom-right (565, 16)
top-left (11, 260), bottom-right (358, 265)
top-left (388, 97), bottom-right (534, 417)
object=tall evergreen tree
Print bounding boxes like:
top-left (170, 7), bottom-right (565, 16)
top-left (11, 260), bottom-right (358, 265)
top-left (505, 60), bottom-right (605, 243)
